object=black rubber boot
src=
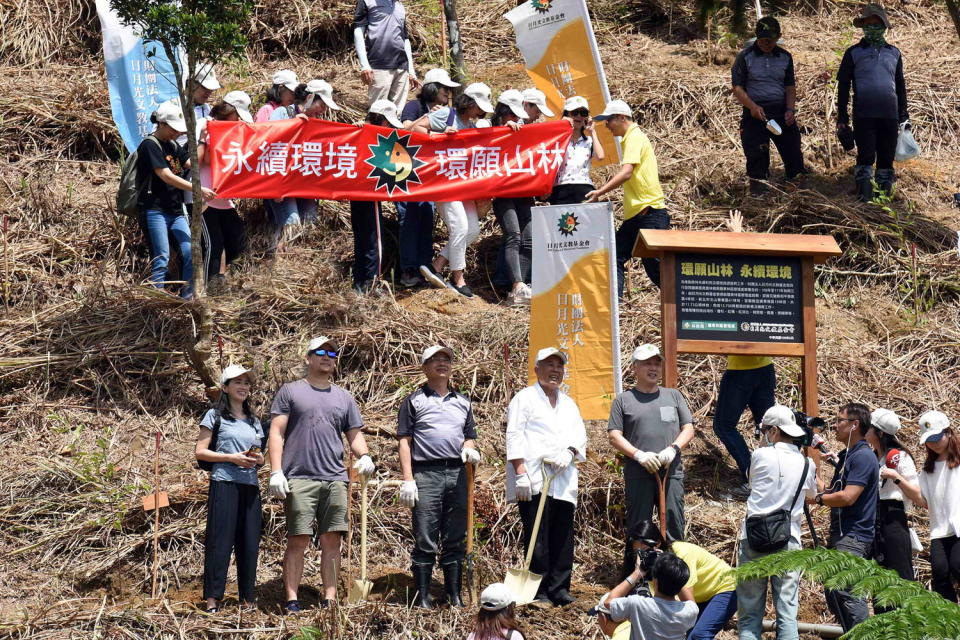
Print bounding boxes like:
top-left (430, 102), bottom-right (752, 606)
top-left (412, 564), bottom-right (434, 609)
top-left (854, 165), bottom-right (874, 202)
top-left (442, 563), bottom-right (463, 607)
top-left (876, 168), bottom-right (895, 197)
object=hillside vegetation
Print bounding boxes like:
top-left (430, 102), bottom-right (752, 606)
top-left (1, 0), bottom-right (959, 638)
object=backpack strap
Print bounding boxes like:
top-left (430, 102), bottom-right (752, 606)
top-left (789, 458), bottom-right (810, 510)
top-left (209, 409), bottom-right (223, 452)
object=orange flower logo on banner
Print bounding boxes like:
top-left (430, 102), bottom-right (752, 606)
top-left (364, 130), bottom-right (425, 195)
top-left (557, 212), bottom-right (580, 236)
top-left (531, 0), bottom-right (553, 13)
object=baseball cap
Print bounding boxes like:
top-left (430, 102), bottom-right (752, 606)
top-left (272, 69), bottom-right (299, 92)
top-left (853, 3), bottom-right (890, 29)
top-left (369, 99), bottom-right (403, 128)
top-left (535, 347), bottom-right (568, 365)
top-left (220, 364), bottom-right (254, 386)
top-left (919, 410), bottom-right (950, 444)
top-left (871, 408), bottom-right (902, 435)
top-left (761, 404), bottom-right (805, 438)
top-left (421, 345), bottom-right (454, 364)
top-left (305, 79), bottom-right (340, 110)
top-left (497, 89), bottom-right (527, 120)
top-left (463, 82), bottom-right (495, 114)
top-left (155, 100), bottom-right (187, 133)
top-left (193, 63), bottom-right (221, 91)
top-left (223, 90), bottom-right (253, 123)
top-left (479, 583), bottom-right (515, 611)
top-left (422, 68), bottom-right (460, 88)
top-left (522, 88), bottom-right (555, 117)
top-left (630, 344), bottom-right (661, 363)
top-left (306, 335), bottom-right (338, 353)
top-left (563, 95), bottom-right (589, 112)
top-left (593, 99), bottom-right (633, 122)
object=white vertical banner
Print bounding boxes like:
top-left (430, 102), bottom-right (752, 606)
top-left (504, 0), bottom-right (619, 165)
top-left (528, 202), bottom-right (621, 420)
top-left (96, 0), bottom-right (181, 152)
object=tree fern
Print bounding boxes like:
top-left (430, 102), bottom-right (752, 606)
top-left (733, 548), bottom-right (960, 640)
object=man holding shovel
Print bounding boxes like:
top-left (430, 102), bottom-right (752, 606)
top-left (267, 336), bottom-right (376, 613)
top-left (505, 347), bottom-right (587, 606)
top-left (607, 344), bottom-right (695, 577)
top-left (397, 345), bottom-right (480, 609)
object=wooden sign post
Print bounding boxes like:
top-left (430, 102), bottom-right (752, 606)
top-left (635, 230), bottom-right (841, 416)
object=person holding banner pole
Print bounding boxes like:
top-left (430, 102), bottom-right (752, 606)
top-left (505, 347), bottom-right (587, 607)
top-left (586, 100), bottom-right (668, 297)
top-left (414, 83), bottom-right (496, 298)
top-left (549, 96), bottom-right (604, 206)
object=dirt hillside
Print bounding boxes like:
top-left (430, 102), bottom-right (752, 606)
top-left (1, 0), bottom-right (959, 638)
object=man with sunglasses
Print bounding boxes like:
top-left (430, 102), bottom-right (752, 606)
top-left (267, 336), bottom-right (375, 612)
top-left (397, 345), bottom-right (480, 608)
top-left (806, 402), bottom-right (878, 633)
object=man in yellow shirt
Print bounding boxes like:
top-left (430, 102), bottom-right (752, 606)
top-left (586, 99), bottom-right (668, 299)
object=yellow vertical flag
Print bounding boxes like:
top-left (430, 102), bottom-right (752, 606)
top-left (529, 203), bottom-right (622, 419)
top-left (504, 0), bottom-right (620, 165)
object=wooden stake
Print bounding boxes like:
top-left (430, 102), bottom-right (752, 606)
top-left (151, 430), bottom-right (163, 599)
top-left (911, 243), bottom-right (919, 324)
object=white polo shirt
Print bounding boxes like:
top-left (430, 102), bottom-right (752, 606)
top-left (740, 442), bottom-right (817, 542)
top-left (505, 383), bottom-right (587, 505)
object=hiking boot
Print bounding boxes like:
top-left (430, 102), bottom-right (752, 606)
top-left (413, 564), bottom-right (434, 609)
top-left (420, 265), bottom-right (449, 290)
top-left (442, 563), bottom-right (463, 607)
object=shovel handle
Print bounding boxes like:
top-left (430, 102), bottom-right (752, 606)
top-left (360, 476), bottom-right (369, 582)
top-left (466, 462), bottom-right (475, 553)
top-left (522, 470), bottom-right (554, 572)
top-left (655, 469), bottom-right (668, 542)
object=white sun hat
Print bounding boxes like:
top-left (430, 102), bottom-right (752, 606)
top-left (522, 88), bottom-right (555, 117)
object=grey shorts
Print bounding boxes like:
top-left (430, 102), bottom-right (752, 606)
top-left (283, 478), bottom-right (348, 536)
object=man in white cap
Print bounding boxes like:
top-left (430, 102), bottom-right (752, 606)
top-left (586, 99), bottom-right (669, 297)
top-left (736, 405), bottom-right (817, 640)
top-left (607, 343), bottom-right (694, 572)
top-left (354, 0), bottom-right (419, 109)
top-left (521, 88), bottom-right (555, 123)
top-left (397, 345), bottom-right (479, 608)
top-left (506, 347), bottom-right (587, 606)
top-left (267, 336), bottom-right (375, 612)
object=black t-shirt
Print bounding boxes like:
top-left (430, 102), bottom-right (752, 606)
top-left (137, 136), bottom-right (188, 213)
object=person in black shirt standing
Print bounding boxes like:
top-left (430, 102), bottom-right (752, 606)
top-left (137, 100), bottom-right (216, 299)
top-left (836, 4), bottom-right (908, 201)
top-left (807, 402), bottom-right (879, 633)
top-left (731, 17), bottom-right (805, 195)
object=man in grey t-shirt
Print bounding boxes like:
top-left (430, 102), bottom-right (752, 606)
top-left (354, 0), bottom-right (419, 108)
top-left (608, 344), bottom-right (695, 574)
top-left (267, 336), bottom-right (376, 611)
top-left (397, 345), bottom-right (479, 608)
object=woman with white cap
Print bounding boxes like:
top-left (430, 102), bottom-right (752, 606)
top-left (521, 88), bottom-right (554, 124)
top-left (549, 96), bottom-right (605, 205)
top-left (267, 80), bottom-right (341, 246)
top-left (349, 99), bottom-right (404, 294)
top-left (915, 411), bottom-right (960, 602)
top-left (489, 90), bottom-right (533, 306)
top-left (863, 408), bottom-right (921, 590)
top-left (137, 101), bottom-right (217, 299)
top-left (395, 68), bottom-right (460, 288)
top-left (413, 83), bottom-right (495, 298)
top-left (196, 92), bottom-right (253, 293)
top-left (467, 583), bottom-right (525, 640)
top-left (195, 364), bottom-right (266, 613)
top-left (255, 69), bottom-right (298, 123)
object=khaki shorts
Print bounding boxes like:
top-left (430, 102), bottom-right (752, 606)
top-left (284, 478), bottom-right (348, 536)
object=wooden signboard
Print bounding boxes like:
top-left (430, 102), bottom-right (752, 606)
top-left (634, 230), bottom-right (842, 416)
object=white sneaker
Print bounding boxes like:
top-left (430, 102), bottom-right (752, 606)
top-left (514, 283), bottom-right (532, 305)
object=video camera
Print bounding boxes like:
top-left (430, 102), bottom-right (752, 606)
top-left (792, 410), bottom-right (825, 448)
top-left (586, 548), bottom-right (661, 616)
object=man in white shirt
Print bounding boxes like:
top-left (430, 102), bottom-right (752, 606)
top-left (736, 405), bottom-right (817, 640)
top-left (506, 347), bottom-right (587, 606)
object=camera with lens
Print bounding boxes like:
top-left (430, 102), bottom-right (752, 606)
top-left (792, 410), bottom-right (825, 448)
top-left (637, 547), bottom-right (662, 575)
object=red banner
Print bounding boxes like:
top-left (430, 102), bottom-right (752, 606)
top-left (208, 118), bottom-right (573, 202)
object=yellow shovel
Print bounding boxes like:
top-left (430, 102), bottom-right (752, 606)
top-left (504, 468), bottom-right (556, 605)
top-left (348, 475), bottom-right (373, 603)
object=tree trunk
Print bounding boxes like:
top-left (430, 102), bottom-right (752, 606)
top-left (946, 0), bottom-right (960, 42)
top-left (442, 0), bottom-right (466, 84)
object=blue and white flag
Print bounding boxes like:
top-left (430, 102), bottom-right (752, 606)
top-left (96, 0), bottom-right (181, 152)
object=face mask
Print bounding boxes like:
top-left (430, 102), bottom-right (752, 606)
top-left (862, 24), bottom-right (886, 46)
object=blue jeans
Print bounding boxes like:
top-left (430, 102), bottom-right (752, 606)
top-left (396, 200), bottom-right (434, 273)
top-left (689, 589), bottom-right (737, 640)
top-left (144, 207), bottom-right (192, 296)
top-left (737, 537), bottom-right (802, 640)
top-left (826, 534), bottom-right (871, 632)
top-left (615, 208), bottom-right (669, 298)
top-left (712, 364), bottom-right (776, 481)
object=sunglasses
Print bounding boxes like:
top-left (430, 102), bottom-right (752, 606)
top-left (309, 349), bottom-right (338, 358)
top-left (570, 109), bottom-right (589, 117)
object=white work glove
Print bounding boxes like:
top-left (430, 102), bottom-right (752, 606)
top-left (268, 471), bottom-right (290, 499)
top-left (595, 593), bottom-right (612, 616)
top-left (461, 446), bottom-right (481, 465)
top-left (543, 448), bottom-right (574, 469)
top-left (633, 450), bottom-right (661, 474)
top-left (515, 472), bottom-right (532, 502)
top-left (657, 445), bottom-right (678, 467)
top-left (353, 454), bottom-right (375, 478)
top-left (399, 480), bottom-right (418, 508)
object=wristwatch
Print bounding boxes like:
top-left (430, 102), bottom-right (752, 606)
top-left (671, 444), bottom-right (681, 455)
top-left (815, 493), bottom-right (824, 506)
top-left (893, 478), bottom-right (902, 485)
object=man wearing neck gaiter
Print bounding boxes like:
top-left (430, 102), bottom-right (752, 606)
top-left (836, 4), bottom-right (909, 201)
